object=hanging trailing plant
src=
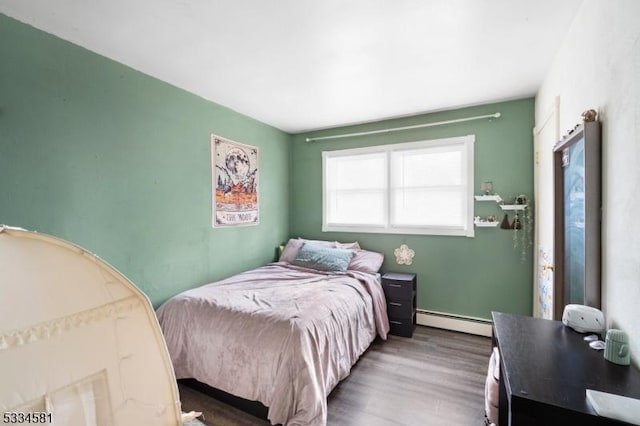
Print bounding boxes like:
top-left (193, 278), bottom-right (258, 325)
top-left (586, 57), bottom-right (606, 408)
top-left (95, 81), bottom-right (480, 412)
top-left (511, 194), bottom-right (533, 262)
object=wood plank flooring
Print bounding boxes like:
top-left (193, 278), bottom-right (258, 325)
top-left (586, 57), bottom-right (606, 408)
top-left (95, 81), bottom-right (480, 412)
top-left (178, 325), bottom-right (492, 426)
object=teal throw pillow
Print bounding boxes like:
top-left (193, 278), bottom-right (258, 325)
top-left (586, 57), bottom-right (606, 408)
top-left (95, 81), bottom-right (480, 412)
top-left (292, 244), bottom-right (355, 272)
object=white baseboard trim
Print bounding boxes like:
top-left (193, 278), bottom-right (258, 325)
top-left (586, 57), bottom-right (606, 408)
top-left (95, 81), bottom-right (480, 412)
top-left (416, 310), bottom-right (493, 337)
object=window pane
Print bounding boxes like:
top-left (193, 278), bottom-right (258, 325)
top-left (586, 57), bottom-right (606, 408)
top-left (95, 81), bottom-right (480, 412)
top-left (391, 144), bottom-right (466, 228)
top-left (325, 152), bottom-right (386, 226)
top-left (327, 153), bottom-right (385, 190)
top-left (391, 187), bottom-right (465, 226)
top-left (392, 146), bottom-right (463, 187)
top-left (329, 190), bottom-right (385, 225)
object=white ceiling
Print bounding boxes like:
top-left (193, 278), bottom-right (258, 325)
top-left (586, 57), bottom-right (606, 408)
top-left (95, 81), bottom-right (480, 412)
top-left (0, 0), bottom-right (583, 133)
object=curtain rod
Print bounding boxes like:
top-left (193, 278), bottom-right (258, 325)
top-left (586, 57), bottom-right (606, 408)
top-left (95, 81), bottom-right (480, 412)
top-left (305, 112), bottom-right (501, 142)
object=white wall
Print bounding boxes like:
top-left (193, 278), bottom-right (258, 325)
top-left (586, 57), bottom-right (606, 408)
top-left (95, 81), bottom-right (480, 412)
top-left (536, 0), bottom-right (640, 366)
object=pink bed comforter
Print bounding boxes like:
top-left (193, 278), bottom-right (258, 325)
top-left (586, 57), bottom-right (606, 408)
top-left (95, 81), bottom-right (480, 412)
top-left (156, 262), bottom-right (389, 426)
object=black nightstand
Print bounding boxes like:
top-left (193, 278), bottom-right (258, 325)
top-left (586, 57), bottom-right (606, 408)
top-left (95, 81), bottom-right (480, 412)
top-left (381, 272), bottom-right (417, 337)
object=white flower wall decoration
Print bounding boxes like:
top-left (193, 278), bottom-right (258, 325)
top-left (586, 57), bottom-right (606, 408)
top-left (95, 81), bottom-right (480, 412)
top-left (394, 244), bottom-right (415, 265)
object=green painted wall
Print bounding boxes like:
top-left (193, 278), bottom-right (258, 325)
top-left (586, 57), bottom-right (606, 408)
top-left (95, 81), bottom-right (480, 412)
top-left (0, 15), bottom-right (290, 307)
top-left (291, 99), bottom-right (535, 319)
top-left (1, 14), bottom-right (534, 318)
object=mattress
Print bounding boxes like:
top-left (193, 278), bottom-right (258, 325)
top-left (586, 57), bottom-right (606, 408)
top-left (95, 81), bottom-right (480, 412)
top-left (157, 262), bottom-right (389, 426)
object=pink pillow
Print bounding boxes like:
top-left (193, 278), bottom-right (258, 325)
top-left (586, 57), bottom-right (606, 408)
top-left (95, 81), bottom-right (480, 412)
top-left (348, 249), bottom-right (384, 273)
top-left (279, 239), bottom-right (304, 263)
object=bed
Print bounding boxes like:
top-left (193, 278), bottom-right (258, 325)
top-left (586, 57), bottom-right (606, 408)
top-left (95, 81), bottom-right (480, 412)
top-left (157, 238), bottom-right (389, 426)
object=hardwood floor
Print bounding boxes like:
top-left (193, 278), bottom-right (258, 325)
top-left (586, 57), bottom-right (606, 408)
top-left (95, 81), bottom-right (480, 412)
top-left (178, 326), bottom-right (492, 426)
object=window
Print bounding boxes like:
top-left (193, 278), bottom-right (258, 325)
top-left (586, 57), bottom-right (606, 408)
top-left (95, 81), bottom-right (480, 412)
top-left (322, 135), bottom-right (474, 236)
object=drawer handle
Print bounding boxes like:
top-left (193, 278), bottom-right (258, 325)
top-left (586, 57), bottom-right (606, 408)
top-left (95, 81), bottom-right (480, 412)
top-left (389, 302), bottom-right (403, 306)
top-left (390, 320), bottom-right (403, 325)
top-left (389, 284), bottom-right (402, 288)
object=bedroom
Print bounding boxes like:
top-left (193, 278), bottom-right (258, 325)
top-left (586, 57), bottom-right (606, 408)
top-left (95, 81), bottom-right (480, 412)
top-left (1, 0), bottom-right (639, 425)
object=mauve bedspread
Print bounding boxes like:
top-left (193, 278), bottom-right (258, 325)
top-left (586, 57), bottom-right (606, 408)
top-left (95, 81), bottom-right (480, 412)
top-left (156, 262), bottom-right (389, 426)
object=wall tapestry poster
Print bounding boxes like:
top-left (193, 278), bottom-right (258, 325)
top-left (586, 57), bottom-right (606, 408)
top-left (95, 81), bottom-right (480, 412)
top-left (211, 134), bottom-right (259, 227)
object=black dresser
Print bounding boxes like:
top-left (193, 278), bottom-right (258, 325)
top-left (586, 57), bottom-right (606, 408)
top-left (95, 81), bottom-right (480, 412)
top-left (381, 272), bottom-right (417, 337)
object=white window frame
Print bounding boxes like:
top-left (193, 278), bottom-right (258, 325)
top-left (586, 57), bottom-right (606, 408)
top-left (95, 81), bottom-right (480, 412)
top-left (322, 135), bottom-right (475, 237)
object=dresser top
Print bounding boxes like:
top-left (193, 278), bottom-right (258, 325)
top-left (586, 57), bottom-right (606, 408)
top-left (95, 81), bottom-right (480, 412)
top-left (492, 312), bottom-right (640, 417)
top-left (382, 272), bottom-right (416, 281)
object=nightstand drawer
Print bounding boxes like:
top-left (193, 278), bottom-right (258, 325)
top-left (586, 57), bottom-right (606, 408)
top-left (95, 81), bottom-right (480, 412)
top-left (387, 299), bottom-right (414, 319)
top-left (389, 315), bottom-right (416, 338)
top-left (381, 277), bottom-right (415, 300)
top-left (382, 272), bottom-right (417, 338)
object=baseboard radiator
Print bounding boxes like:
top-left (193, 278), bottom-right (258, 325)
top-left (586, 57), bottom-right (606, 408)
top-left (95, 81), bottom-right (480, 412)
top-left (416, 309), bottom-right (493, 337)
